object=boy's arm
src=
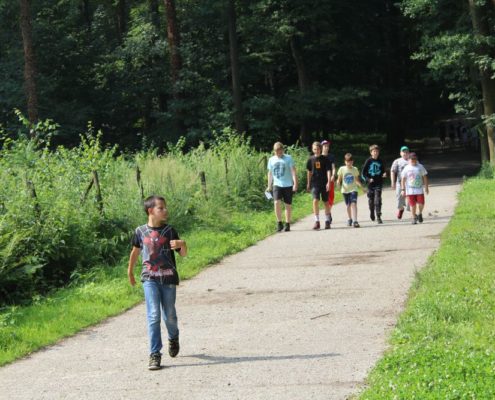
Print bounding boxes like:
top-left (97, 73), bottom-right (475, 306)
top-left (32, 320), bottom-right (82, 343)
top-left (267, 170), bottom-right (273, 191)
top-left (306, 170), bottom-right (312, 191)
top-left (390, 161), bottom-right (397, 188)
top-left (423, 175), bottom-right (429, 195)
top-left (128, 246), bottom-right (141, 286)
top-left (170, 239), bottom-right (187, 257)
top-left (291, 166), bottom-right (298, 191)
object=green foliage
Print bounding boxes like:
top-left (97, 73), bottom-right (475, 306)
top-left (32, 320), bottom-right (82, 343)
top-left (359, 176), bottom-right (495, 399)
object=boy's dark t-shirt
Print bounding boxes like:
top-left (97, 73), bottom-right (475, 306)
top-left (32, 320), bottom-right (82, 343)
top-left (131, 224), bottom-right (181, 285)
top-left (306, 155), bottom-right (331, 187)
top-left (361, 157), bottom-right (385, 186)
top-left (325, 154), bottom-right (336, 179)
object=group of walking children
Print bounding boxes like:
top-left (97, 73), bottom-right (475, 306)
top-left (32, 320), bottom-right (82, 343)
top-left (266, 141), bottom-right (429, 231)
top-left (128, 141), bottom-right (429, 371)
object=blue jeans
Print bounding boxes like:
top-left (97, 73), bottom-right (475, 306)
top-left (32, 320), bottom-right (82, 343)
top-left (143, 280), bottom-right (179, 354)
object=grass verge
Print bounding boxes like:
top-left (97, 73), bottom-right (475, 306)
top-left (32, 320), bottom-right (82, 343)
top-left (358, 176), bottom-right (495, 399)
top-left (0, 191), bottom-right (337, 366)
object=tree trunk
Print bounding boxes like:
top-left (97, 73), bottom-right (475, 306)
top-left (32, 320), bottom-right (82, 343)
top-left (469, 0), bottom-right (495, 164)
top-left (383, 0), bottom-right (406, 150)
top-left (116, 0), bottom-right (127, 43)
top-left (289, 35), bottom-right (310, 144)
top-left (149, 0), bottom-right (160, 31)
top-left (19, 0), bottom-right (38, 127)
top-left (164, 0), bottom-right (185, 134)
top-left (164, 0), bottom-right (182, 91)
top-left (227, 0), bottom-right (246, 134)
top-left (81, 0), bottom-right (91, 29)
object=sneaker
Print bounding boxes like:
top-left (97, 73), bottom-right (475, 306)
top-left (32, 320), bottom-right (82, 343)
top-left (284, 223), bottom-right (290, 232)
top-left (397, 209), bottom-right (404, 219)
top-left (168, 338), bottom-right (180, 358)
top-left (412, 216), bottom-right (418, 225)
top-left (417, 214), bottom-right (423, 223)
top-left (377, 214), bottom-right (383, 224)
top-left (324, 221), bottom-right (330, 229)
top-left (328, 214), bottom-right (333, 224)
top-left (277, 221), bottom-right (283, 232)
top-left (347, 219), bottom-right (353, 227)
top-left (313, 221), bottom-right (320, 230)
top-left (370, 211), bottom-right (375, 221)
top-left (149, 352), bottom-right (161, 370)
top-left (353, 221), bottom-right (360, 228)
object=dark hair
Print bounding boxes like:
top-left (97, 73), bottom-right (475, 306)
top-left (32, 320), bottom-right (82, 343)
top-left (143, 195), bottom-right (166, 215)
top-left (369, 144), bottom-right (380, 152)
top-left (344, 153), bottom-right (353, 161)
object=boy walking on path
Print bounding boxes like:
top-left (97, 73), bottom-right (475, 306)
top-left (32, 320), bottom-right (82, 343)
top-left (306, 141), bottom-right (332, 230)
top-left (321, 140), bottom-right (336, 227)
top-left (401, 153), bottom-right (429, 224)
top-left (267, 142), bottom-right (298, 232)
top-left (128, 195), bottom-right (188, 370)
top-left (390, 146), bottom-right (410, 219)
top-left (337, 153), bottom-right (365, 228)
top-left (361, 144), bottom-right (386, 224)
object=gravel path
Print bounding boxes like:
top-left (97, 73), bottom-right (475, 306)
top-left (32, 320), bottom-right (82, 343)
top-left (0, 146), bottom-right (479, 400)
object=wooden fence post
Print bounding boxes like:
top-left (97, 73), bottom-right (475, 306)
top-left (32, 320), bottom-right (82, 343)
top-left (92, 170), bottom-right (104, 215)
top-left (136, 165), bottom-right (144, 199)
top-left (224, 158), bottom-right (229, 186)
top-left (26, 179), bottom-right (41, 218)
top-left (199, 171), bottom-right (208, 200)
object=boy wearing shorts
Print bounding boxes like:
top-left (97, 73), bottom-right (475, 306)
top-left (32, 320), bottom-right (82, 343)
top-left (337, 153), bottom-right (365, 228)
top-left (321, 140), bottom-right (336, 228)
top-left (400, 153), bottom-right (429, 224)
top-left (267, 142), bottom-right (298, 232)
top-left (306, 141), bottom-right (331, 230)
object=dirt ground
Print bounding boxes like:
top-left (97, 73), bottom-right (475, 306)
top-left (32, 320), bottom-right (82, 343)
top-left (0, 144), bottom-right (480, 400)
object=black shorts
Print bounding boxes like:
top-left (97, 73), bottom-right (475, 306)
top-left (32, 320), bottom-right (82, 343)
top-left (273, 186), bottom-right (293, 205)
top-left (311, 185), bottom-right (329, 202)
top-left (343, 191), bottom-right (358, 206)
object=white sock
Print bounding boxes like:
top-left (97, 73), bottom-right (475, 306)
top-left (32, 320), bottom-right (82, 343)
top-left (314, 215), bottom-right (320, 221)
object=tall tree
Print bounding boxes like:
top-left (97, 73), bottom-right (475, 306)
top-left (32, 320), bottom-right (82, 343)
top-left (468, 0), bottom-right (495, 164)
top-left (164, 0), bottom-right (182, 93)
top-left (116, 0), bottom-right (127, 43)
top-left (227, 0), bottom-right (246, 133)
top-left (19, 0), bottom-right (38, 127)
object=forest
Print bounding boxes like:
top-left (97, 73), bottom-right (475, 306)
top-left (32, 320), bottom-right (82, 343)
top-left (1, 0), bottom-right (493, 159)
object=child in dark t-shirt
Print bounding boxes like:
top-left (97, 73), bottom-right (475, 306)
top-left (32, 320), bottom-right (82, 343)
top-left (128, 195), bottom-right (187, 371)
top-left (306, 141), bottom-right (331, 230)
top-left (361, 144), bottom-right (387, 224)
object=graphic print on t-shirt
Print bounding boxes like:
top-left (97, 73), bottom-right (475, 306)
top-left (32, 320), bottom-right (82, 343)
top-left (343, 173), bottom-right (355, 185)
top-left (272, 161), bottom-right (285, 179)
top-left (406, 170), bottom-right (422, 189)
top-left (139, 225), bottom-right (175, 277)
top-left (315, 161), bottom-right (321, 169)
top-left (368, 161), bottom-right (381, 176)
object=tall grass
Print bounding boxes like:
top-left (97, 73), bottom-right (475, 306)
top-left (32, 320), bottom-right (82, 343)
top-left (0, 126), bottom-right (308, 306)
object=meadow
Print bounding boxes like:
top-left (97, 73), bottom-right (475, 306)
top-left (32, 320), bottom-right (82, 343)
top-left (358, 174), bottom-right (495, 399)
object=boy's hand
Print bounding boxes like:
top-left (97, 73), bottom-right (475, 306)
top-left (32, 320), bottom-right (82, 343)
top-left (170, 240), bottom-right (183, 250)
top-left (369, 178), bottom-right (374, 183)
top-left (425, 187), bottom-right (429, 195)
top-left (382, 172), bottom-right (387, 178)
top-left (128, 273), bottom-right (136, 287)
top-left (306, 185), bottom-right (310, 192)
top-left (293, 184), bottom-right (297, 192)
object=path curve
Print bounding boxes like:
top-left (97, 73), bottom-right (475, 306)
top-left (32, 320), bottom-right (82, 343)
top-left (0, 145), bottom-right (479, 400)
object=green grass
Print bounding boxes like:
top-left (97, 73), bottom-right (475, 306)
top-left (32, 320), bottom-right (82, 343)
top-left (358, 177), bottom-right (495, 399)
top-left (0, 191), bottom-right (331, 366)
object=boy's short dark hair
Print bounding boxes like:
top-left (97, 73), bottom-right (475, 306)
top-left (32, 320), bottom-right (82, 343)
top-left (144, 195), bottom-right (166, 215)
top-left (344, 153), bottom-right (353, 161)
top-left (369, 144), bottom-right (380, 152)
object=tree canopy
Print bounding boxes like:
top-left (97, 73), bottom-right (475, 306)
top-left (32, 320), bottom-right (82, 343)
top-left (1, 0), bottom-right (494, 157)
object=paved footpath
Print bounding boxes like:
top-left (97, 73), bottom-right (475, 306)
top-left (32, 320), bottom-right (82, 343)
top-left (0, 147), bottom-right (479, 400)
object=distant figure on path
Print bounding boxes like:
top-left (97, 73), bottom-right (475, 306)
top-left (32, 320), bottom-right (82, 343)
top-left (390, 146), bottom-right (410, 219)
top-left (128, 195), bottom-right (188, 370)
top-left (337, 153), bottom-right (365, 228)
top-left (267, 142), bottom-right (298, 232)
top-left (321, 139), bottom-right (336, 228)
top-left (361, 144), bottom-right (386, 224)
top-left (306, 141), bottom-right (332, 230)
top-left (400, 153), bottom-right (429, 224)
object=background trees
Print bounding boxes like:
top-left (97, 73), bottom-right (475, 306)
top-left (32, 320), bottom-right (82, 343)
top-left (1, 0), bottom-right (489, 155)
